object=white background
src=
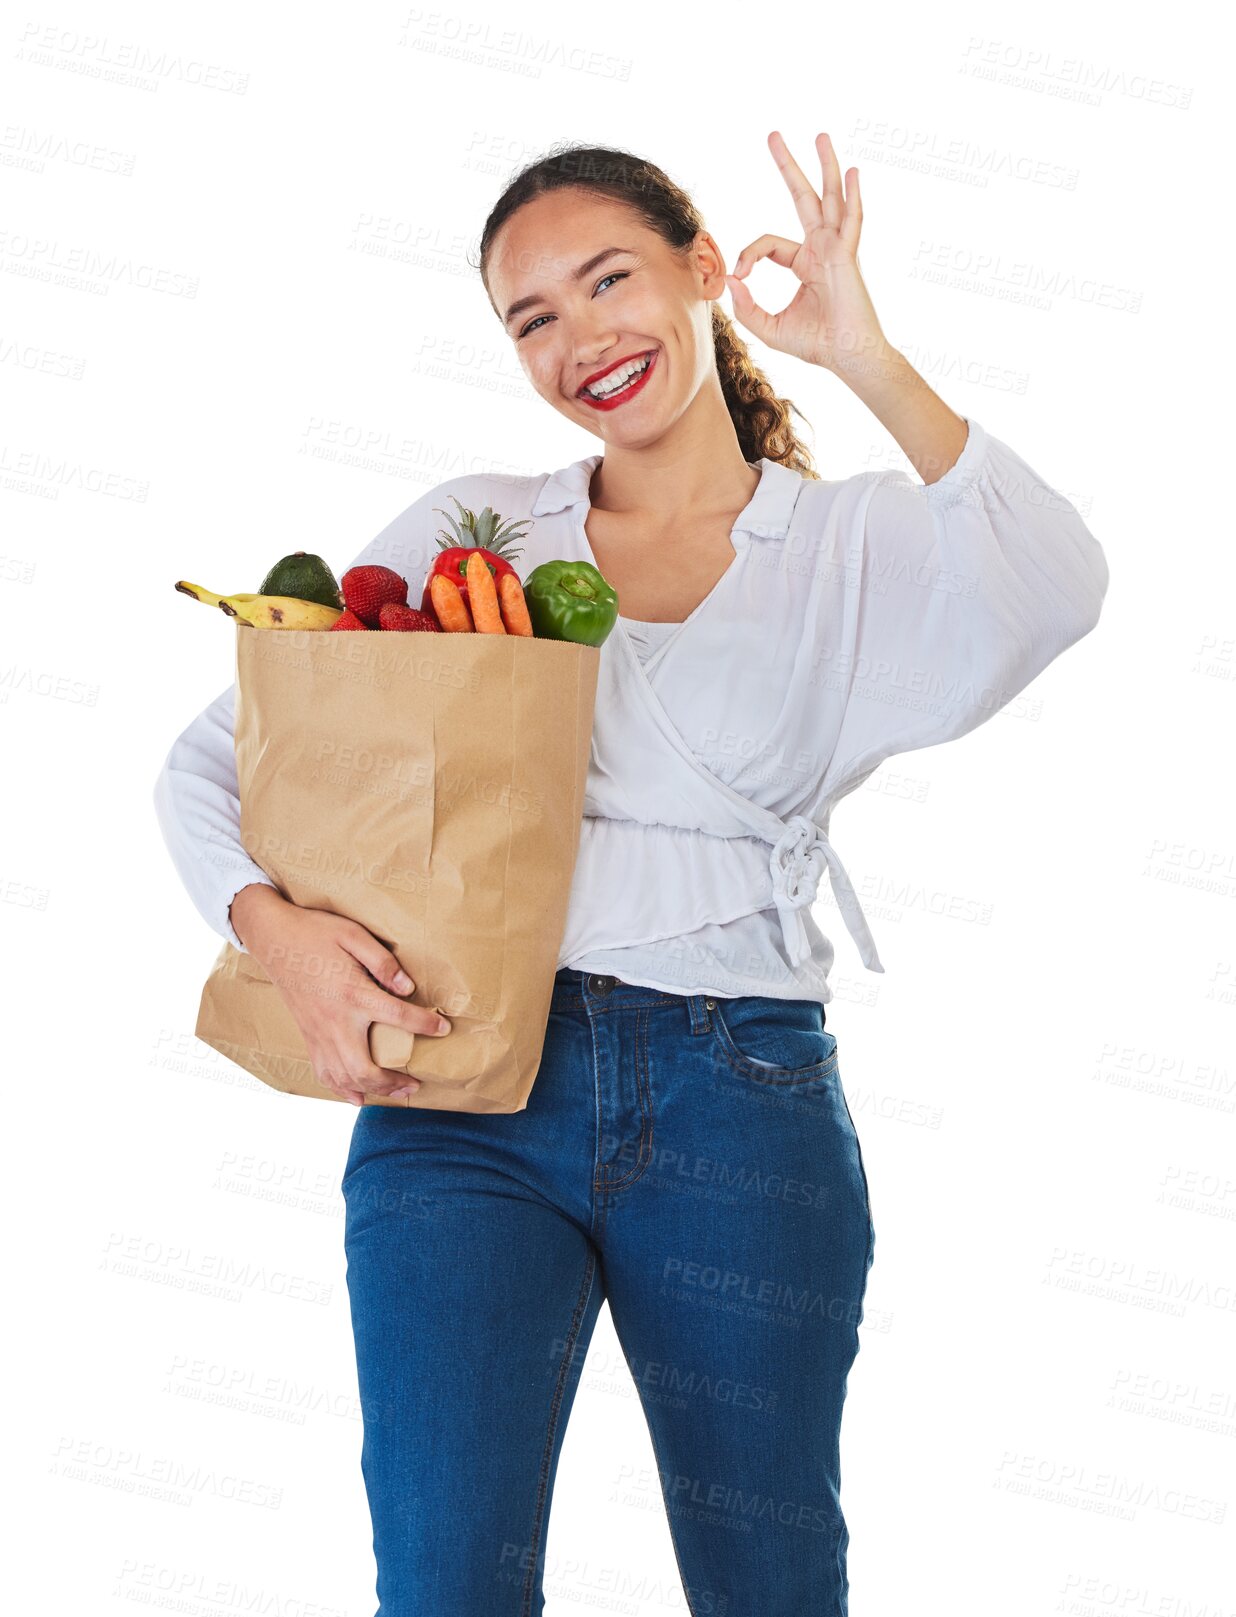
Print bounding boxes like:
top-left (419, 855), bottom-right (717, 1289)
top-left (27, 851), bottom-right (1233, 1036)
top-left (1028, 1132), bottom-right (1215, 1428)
top-left (3, 0), bottom-right (1232, 1611)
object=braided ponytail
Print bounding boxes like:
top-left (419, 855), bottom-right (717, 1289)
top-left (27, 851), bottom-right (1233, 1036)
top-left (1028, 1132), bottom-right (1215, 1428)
top-left (711, 305), bottom-right (817, 476)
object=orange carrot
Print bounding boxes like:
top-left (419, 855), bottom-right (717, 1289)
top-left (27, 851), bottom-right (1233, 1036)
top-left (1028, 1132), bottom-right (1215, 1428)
top-left (466, 552), bottom-right (506, 634)
top-left (430, 574), bottom-right (473, 632)
top-left (497, 572), bottom-right (534, 636)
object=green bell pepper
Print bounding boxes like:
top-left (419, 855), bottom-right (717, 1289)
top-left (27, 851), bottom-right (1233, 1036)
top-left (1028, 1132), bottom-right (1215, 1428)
top-left (523, 559), bottom-right (619, 647)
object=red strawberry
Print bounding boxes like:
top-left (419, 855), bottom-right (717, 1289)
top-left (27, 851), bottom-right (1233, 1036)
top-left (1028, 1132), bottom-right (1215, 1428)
top-left (329, 608), bottom-right (369, 631)
top-left (340, 564), bottom-right (408, 626)
top-left (378, 602), bottom-right (441, 633)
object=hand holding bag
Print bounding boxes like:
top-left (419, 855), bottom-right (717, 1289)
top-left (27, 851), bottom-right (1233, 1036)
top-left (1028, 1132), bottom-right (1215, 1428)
top-left (194, 625), bottom-right (598, 1113)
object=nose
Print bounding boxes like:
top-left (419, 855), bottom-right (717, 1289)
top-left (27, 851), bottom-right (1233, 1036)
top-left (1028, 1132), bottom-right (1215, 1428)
top-left (572, 330), bottom-right (623, 373)
top-left (573, 355), bottom-right (617, 393)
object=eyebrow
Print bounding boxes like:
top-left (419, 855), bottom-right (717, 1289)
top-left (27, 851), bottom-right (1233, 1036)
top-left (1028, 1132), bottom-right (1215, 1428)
top-left (502, 247), bottom-right (635, 328)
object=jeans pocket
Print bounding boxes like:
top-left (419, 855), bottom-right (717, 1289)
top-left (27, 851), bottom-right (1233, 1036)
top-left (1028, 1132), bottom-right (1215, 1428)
top-left (710, 995), bottom-right (838, 1085)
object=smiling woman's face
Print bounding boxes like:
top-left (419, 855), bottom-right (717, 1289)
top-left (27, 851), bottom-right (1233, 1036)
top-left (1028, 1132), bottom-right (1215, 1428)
top-left (486, 189), bottom-right (724, 447)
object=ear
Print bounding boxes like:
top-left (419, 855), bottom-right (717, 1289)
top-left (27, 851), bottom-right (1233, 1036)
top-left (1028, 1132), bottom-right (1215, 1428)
top-left (692, 229), bottom-right (729, 298)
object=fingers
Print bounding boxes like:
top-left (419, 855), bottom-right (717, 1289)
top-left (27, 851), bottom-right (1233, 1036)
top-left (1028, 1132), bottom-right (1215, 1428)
top-left (732, 234), bottom-right (801, 279)
top-left (765, 131), bottom-right (860, 252)
top-left (367, 1065), bottom-right (424, 1099)
top-left (336, 924), bottom-right (450, 1033)
top-left (348, 1051), bottom-right (424, 1100)
top-left (814, 131), bottom-right (845, 228)
top-left (726, 234), bottom-right (802, 345)
top-left (724, 272), bottom-right (775, 346)
top-left (315, 1067), bottom-right (367, 1106)
top-left (767, 129), bottom-right (823, 233)
top-left (316, 1041), bottom-right (423, 1105)
top-left (265, 912), bottom-right (431, 1106)
top-left (818, 134), bottom-right (861, 252)
top-left (336, 920), bottom-right (415, 996)
top-left (841, 165), bottom-right (862, 253)
top-left (355, 989), bottom-right (451, 1040)
top-left (309, 983), bottom-right (449, 1106)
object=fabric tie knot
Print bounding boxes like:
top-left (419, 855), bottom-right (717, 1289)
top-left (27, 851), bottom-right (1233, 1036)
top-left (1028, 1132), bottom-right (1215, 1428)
top-left (765, 811), bottom-right (885, 974)
top-left (769, 814), bottom-right (830, 910)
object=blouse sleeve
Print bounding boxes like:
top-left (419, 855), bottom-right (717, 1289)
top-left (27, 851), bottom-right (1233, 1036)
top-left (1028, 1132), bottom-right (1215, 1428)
top-left (830, 416), bottom-right (1109, 776)
top-left (151, 478), bottom-right (468, 952)
top-left (152, 681), bottom-right (274, 952)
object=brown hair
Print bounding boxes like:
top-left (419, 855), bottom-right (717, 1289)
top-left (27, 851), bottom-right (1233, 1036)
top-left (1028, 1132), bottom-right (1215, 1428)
top-left (474, 142), bottom-right (820, 479)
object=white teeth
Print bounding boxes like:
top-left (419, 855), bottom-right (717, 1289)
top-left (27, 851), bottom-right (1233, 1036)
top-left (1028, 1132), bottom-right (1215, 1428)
top-left (585, 353), bottom-right (652, 398)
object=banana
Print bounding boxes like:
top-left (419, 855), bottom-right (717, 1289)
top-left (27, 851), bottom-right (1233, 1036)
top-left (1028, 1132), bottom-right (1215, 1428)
top-left (174, 581), bottom-right (342, 630)
top-left (224, 595), bottom-right (342, 630)
top-left (175, 581), bottom-right (260, 610)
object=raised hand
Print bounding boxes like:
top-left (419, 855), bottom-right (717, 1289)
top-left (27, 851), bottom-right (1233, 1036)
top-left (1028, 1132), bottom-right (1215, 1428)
top-left (725, 131), bottom-right (887, 374)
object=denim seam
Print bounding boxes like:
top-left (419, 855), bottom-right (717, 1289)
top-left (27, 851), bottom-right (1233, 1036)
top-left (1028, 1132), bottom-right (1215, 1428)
top-left (710, 1003), bottom-right (839, 1086)
top-left (590, 997), bottom-right (680, 1012)
top-left (714, 1033), bottom-right (840, 1087)
top-left (719, 1053), bottom-right (840, 1087)
top-left (522, 1247), bottom-right (598, 1617)
top-left (600, 1006), bottom-right (655, 1193)
top-left (588, 1004), bottom-right (607, 1239)
top-left (555, 993), bottom-right (682, 1013)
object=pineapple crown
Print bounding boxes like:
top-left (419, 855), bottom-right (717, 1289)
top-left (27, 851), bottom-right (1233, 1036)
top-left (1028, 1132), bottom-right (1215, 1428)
top-left (433, 496), bottom-right (532, 562)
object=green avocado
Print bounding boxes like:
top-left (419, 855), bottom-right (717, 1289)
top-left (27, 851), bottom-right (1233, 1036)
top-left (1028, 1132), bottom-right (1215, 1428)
top-left (258, 551), bottom-right (341, 609)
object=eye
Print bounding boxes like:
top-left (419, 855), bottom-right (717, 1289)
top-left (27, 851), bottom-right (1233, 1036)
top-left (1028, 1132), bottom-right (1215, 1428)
top-left (516, 271), bottom-right (630, 340)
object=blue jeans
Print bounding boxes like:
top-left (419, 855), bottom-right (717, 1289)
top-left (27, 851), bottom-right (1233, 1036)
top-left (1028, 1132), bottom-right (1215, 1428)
top-left (342, 968), bottom-right (875, 1616)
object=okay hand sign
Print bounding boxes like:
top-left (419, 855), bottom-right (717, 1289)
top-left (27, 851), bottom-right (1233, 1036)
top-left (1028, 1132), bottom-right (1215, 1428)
top-left (726, 131), bottom-right (888, 374)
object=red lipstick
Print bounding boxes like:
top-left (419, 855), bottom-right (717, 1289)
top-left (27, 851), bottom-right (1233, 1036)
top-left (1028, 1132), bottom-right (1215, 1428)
top-left (576, 349), bottom-right (658, 412)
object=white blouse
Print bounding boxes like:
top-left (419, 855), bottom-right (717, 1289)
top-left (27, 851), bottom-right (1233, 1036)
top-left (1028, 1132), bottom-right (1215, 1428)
top-left (620, 615), bottom-right (683, 667)
top-left (153, 416), bottom-right (1109, 1005)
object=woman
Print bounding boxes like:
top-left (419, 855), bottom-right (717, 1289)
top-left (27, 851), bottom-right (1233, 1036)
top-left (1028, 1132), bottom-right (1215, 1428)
top-left (155, 134), bottom-right (1108, 1615)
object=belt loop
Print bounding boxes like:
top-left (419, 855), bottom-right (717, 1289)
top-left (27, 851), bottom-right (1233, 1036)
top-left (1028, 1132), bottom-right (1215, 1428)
top-left (687, 993), bottom-right (715, 1035)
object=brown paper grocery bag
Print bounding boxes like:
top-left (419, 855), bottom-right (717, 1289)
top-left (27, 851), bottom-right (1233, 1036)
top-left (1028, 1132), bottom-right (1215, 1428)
top-left (194, 625), bottom-right (598, 1113)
